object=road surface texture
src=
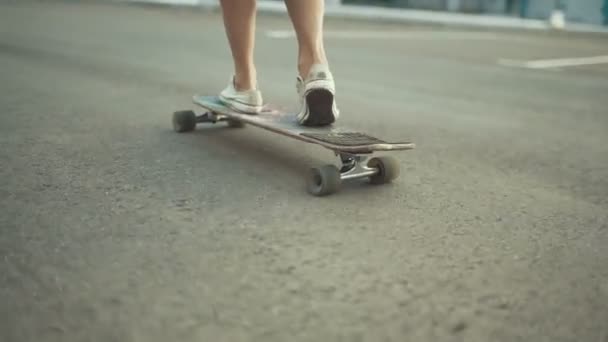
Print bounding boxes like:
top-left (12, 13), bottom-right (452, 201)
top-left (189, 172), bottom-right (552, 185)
top-left (1, 1), bottom-right (607, 341)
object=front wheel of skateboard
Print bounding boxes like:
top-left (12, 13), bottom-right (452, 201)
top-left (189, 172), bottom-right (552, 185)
top-left (172, 110), bottom-right (197, 133)
top-left (307, 165), bottom-right (341, 196)
top-left (368, 157), bottom-right (400, 185)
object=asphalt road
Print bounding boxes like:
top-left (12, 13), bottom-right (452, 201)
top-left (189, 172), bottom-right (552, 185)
top-left (1, 1), bottom-right (608, 341)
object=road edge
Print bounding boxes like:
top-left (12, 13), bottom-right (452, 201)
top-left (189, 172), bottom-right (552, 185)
top-left (115, 0), bottom-right (608, 35)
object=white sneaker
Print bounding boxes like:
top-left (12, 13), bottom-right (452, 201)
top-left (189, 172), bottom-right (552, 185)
top-left (296, 64), bottom-right (340, 126)
top-left (219, 77), bottom-right (263, 114)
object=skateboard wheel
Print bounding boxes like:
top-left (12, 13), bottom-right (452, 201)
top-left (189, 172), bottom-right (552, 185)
top-left (227, 119), bottom-right (245, 128)
top-left (367, 156), bottom-right (400, 184)
top-left (172, 110), bottom-right (197, 133)
top-left (307, 165), bottom-right (341, 196)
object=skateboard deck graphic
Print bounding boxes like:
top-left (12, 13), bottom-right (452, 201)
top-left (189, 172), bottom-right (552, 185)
top-left (172, 95), bottom-right (415, 196)
top-left (191, 95), bottom-right (415, 154)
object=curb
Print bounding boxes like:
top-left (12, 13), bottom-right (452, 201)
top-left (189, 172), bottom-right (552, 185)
top-left (118, 0), bottom-right (608, 35)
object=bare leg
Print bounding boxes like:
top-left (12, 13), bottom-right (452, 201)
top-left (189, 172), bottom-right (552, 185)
top-left (219, 0), bottom-right (257, 91)
top-left (284, 0), bottom-right (328, 78)
top-left (284, 0), bottom-right (338, 126)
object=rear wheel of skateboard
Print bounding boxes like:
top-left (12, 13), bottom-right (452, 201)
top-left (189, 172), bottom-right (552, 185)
top-left (227, 119), bottom-right (245, 128)
top-left (307, 165), bottom-right (341, 196)
top-left (172, 110), bottom-right (196, 132)
top-left (368, 156), bottom-right (400, 184)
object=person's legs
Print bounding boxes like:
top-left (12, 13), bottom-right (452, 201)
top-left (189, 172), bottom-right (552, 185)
top-left (285, 0), bottom-right (339, 126)
top-left (217, 0), bottom-right (263, 113)
top-left (284, 0), bottom-right (327, 78)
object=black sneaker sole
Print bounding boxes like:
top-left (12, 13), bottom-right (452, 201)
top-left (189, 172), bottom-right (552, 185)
top-left (302, 89), bottom-right (336, 126)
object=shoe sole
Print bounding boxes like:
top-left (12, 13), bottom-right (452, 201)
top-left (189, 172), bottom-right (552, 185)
top-left (302, 89), bottom-right (336, 126)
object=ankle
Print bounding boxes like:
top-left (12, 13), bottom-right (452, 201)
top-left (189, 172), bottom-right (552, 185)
top-left (298, 54), bottom-right (328, 79)
top-left (233, 66), bottom-right (257, 91)
top-left (234, 76), bottom-right (256, 91)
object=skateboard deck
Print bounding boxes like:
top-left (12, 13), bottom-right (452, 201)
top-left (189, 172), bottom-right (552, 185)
top-left (192, 95), bottom-right (415, 154)
top-left (173, 95), bottom-right (415, 196)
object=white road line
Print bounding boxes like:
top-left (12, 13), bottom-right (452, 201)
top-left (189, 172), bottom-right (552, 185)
top-left (265, 30), bottom-right (500, 40)
top-left (498, 55), bottom-right (608, 69)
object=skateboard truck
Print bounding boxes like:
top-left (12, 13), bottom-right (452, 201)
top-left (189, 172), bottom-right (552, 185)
top-left (339, 154), bottom-right (376, 180)
top-left (196, 112), bottom-right (245, 126)
top-left (171, 111), bottom-right (245, 129)
top-left (196, 112), bottom-right (225, 124)
top-left (306, 151), bottom-right (401, 196)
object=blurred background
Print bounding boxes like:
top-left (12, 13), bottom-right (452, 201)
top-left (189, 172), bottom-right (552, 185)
top-left (271, 0), bottom-right (608, 26)
top-left (2, 0), bottom-right (607, 341)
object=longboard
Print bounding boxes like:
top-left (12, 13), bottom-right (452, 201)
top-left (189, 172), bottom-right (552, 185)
top-left (172, 95), bottom-right (415, 196)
